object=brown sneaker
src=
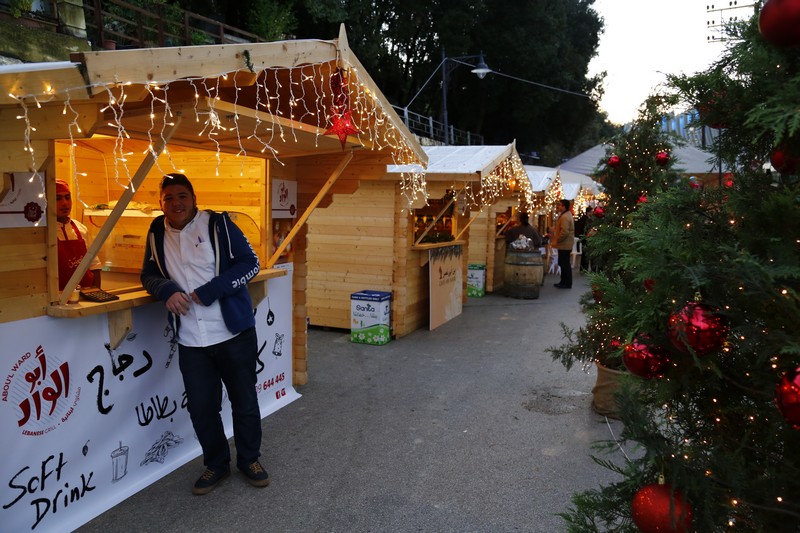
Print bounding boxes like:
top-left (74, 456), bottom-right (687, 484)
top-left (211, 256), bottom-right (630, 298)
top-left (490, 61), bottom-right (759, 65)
top-left (239, 461), bottom-right (270, 487)
top-left (191, 467), bottom-right (230, 495)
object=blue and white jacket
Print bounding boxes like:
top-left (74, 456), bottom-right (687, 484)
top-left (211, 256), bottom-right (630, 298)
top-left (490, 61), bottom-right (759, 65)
top-left (141, 210), bottom-right (260, 338)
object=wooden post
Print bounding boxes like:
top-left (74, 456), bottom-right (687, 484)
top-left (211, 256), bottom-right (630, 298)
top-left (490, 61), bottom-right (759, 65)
top-left (413, 190), bottom-right (458, 246)
top-left (58, 117), bottom-right (183, 304)
top-left (454, 205), bottom-right (484, 241)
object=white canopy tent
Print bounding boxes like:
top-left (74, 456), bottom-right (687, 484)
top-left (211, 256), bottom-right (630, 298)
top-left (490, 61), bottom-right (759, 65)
top-left (524, 165), bottom-right (602, 200)
top-left (560, 143), bottom-right (731, 176)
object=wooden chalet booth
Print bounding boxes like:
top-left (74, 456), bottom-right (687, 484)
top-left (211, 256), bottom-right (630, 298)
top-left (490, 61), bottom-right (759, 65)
top-left (0, 27), bottom-right (426, 532)
top-left (306, 142), bottom-right (530, 338)
top-left (523, 165), bottom-right (603, 274)
top-left (464, 160), bottom-right (549, 295)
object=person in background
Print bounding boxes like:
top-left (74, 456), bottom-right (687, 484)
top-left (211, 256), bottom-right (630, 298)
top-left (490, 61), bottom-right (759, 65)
top-left (56, 179), bottom-right (102, 291)
top-left (552, 199), bottom-right (575, 289)
top-left (141, 173), bottom-right (267, 495)
top-left (575, 206), bottom-right (593, 272)
top-left (504, 212), bottom-right (543, 248)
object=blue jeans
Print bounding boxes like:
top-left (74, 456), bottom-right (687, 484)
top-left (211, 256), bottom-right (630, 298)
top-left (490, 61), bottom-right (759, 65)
top-left (178, 327), bottom-right (262, 470)
top-left (557, 249), bottom-right (572, 288)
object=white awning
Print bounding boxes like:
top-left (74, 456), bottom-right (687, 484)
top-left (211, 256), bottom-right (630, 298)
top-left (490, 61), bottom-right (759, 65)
top-left (388, 143), bottom-right (520, 181)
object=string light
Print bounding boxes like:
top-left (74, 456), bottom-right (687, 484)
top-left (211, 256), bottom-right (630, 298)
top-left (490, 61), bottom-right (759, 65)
top-left (8, 53), bottom-right (429, 208)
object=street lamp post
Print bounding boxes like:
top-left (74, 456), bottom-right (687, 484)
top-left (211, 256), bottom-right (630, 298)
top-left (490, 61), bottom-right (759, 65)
top-left (404, 47), bottom-right (491, 145)
top-left (441, 48), bottom-right (490, 144)
top-left (402, 47), bottom-right (587, 145)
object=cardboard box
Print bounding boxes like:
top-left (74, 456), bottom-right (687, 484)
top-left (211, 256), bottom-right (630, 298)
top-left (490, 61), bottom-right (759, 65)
top-left (467, 263), bottom-right (486, 297)
top-left (350, 290), bottom-right (392, 345)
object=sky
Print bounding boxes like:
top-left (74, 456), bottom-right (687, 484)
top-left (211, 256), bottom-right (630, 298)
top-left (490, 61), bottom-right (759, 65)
top-left (588, 0), bottom-right (729, 124)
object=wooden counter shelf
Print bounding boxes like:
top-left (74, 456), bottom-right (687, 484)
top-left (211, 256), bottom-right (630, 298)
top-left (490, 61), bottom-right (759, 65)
top-left (410, 240), bottom-right (465, 251)
top-left (411, 240), bottom-right (465, 266)
top-left (85, 208), bottom-right (163, 218)
top-left (47, 268), bottom-right (288, 348)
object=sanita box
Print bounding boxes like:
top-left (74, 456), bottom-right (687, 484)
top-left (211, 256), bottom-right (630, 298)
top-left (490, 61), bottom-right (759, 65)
top-left (351, 290), bottom-right (391, 345)
top-left (467, 263), bottom-right (486, 297)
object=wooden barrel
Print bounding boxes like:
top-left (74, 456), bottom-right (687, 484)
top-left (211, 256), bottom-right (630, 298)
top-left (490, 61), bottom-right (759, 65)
top-left (504, 250), bottom-right (543, 299)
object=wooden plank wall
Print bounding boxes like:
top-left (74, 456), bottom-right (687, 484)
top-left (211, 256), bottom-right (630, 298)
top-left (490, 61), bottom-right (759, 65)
top-left (393, 185), bottom-right (426, 338)
top-left (0, 140), bottom-right (50, 323)
top-left (486, 199), bottom-right (516, 293)
top-left (270, 158), bottom-right (309, 386)
top-left (306, 180), bottom-right (396, 330)
top-left (468, 208), bottom-right (489, 265)
top-left (58, 140), bottom-right (267, 273)
top-left (393, 182), bottom-right (471, 338)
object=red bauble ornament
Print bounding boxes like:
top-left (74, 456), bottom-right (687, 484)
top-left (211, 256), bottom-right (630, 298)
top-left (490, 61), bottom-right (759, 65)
top-left (655, 151), bottom-right (669, 166)
top-left (324, 110), bottom-right (360, 149)
top-left (759, 0), bottom-right (800, 47)
top-left (623, 336), bottom-right (670, 379)
top-left (776, 366), bottom-right (800, 428)
top-left (643, 278), bottom-right (655, 292)
top-left (592, 206), bottom-right (605, 219)
top-left (637, 194), bottom-right (648, 204)
top-left (770, 147), bottom-right (800, 174)
top-left (723, 173), bottom-right (735, 187)
top-left (608, 154), bottom-right (621, 168)
top-left (668, 302), bottom-right (729, 356)
top-left (631, 482), bottom-right (693, 533)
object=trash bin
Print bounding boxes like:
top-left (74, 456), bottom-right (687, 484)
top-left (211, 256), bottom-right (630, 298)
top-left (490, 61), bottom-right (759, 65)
top-left (504, 250), bottom-right (543, 299)
top-left (350, 290), bottom-right (392, 345)
top-left (467, 263), bottom-right (486, 297)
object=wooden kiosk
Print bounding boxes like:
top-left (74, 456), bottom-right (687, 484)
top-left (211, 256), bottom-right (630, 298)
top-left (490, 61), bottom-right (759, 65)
top-left (0, 27), bottom-right (426, 531)
top-left (306, 142), bottom-right (531, 337)
top-left (466, 165), bottom-right (554, 294)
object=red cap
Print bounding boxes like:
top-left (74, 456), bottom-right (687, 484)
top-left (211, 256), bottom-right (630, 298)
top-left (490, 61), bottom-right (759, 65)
top-left (55, 179), bottom-right (70, 195)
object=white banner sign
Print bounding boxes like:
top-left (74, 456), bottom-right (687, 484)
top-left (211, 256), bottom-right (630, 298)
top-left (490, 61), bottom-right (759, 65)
top-left (0, 264), bottom-right (297, 532)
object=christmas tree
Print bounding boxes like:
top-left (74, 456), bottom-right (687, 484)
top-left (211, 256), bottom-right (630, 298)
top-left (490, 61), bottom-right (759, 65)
top-left (549, 5), bottom-right (800, 531)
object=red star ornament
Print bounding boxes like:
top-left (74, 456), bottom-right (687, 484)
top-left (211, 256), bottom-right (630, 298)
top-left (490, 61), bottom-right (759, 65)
top-left (324, 110), bottom-right (359, 149)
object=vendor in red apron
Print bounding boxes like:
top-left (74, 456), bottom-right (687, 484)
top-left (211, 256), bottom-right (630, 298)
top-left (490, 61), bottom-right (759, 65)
top-left (56, 179), bottom-right (102, 291)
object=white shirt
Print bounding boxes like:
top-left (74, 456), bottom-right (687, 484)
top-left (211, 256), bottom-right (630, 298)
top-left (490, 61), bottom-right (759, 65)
top-left (163, 210), bottom-right (236, 347)
top-left (57, 218), bottom-right (102, 270)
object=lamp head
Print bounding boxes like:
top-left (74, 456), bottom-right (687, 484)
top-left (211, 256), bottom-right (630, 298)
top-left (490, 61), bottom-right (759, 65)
top-left (471, 53), bottom-right (491, 80)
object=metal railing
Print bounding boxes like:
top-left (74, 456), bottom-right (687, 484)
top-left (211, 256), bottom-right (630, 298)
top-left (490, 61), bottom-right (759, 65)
top-left (394, 106), bottom-right (484, 146)
top-left (83, 0), bottom-right (265, 49)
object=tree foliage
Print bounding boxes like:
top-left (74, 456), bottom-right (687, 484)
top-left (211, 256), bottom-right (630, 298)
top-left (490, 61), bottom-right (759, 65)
top-left (173, 0), bottom-right (608, 159)
top-left (550, 8), bottom-right (800, 531)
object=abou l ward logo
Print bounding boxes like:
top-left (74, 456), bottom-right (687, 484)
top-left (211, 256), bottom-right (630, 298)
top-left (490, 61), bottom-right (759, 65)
top-left (3, 345), bottom-right (81, 437)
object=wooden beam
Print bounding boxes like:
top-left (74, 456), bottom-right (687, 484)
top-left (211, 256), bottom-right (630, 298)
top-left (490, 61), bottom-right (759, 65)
top-left (0, 173), bottom-right (12, 203)
top-left (455, 205), bottom-right (484, 241)
top-left (0, 103), bottom-right (101, 141)
top-left (0, 63), bottom-right (90, 105)
top-left (495, 216), bottom-right (513, 238)
top-left (58, 117), bottom-right (183, 304)
top-left (413, 190), bottom-right (458, 247)
top-left (266, 150), bottom-right (353, 268)
top-left (73, 41), bottom-right (340, 97)
top-left (108, 308), bottom-right (132, 350)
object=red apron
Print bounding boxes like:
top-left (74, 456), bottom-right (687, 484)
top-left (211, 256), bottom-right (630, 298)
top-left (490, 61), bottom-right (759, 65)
top-left (58, 220), bottom-right (94, 291)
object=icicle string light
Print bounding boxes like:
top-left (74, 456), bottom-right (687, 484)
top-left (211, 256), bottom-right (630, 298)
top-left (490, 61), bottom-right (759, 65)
top-left (8, 58), bottom-right (427, 206)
